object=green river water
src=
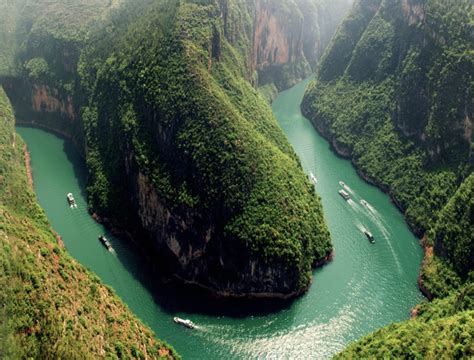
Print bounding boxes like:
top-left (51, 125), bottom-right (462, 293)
top-left (17, 78), bottom-right (424, 359)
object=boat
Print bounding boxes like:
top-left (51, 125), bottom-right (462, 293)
top-left (173, 317), bottom-right (196, 329)
top-left (364, 230), bottom-right (375, 243)
top-left (66, 193), bottom-right (77, 208)
top-left (339, 181), bottom-right (346, 188)
top-left (361, 199), bottom-right (368, 207)
top-left (338, 189), bottom-right (350, 200)
top-left (309, 172), bottom-right (318, 185)
top-left (98, 235), bottom-right (113, 251)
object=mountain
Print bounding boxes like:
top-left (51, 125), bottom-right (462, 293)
top-left (301, 0), bottom-right (473, 356)
top-left (253, 0), bottom-right (353, 101)
top-left (0, 87), bottom-right (178, 359)
top-left (0, 0), bottom-right (355, 299)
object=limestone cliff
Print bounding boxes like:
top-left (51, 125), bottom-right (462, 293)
top-left (253, 0), bottom-right (353, 98)
top-left (78, 0), bottom-right (333, 298)
top-left (1, 0), bottom-right (334, 299)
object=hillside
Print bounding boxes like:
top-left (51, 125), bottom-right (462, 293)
top-left (301, 0), bottom-right (473, 356)
top-left (337, 282), bottom-right (474, 358)
top-left (0, 0), bottom-right (345, 299)
top-left (78, 0), bottom-right (332, 298)
top-left (0, 87), bottom-right (177, 359)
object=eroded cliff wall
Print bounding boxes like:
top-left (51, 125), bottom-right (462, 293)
top-left (253, 0), bottom-right (353, 100)
top-left (1, 0), bottom-right (334, 298)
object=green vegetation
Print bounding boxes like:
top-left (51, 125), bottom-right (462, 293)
top-left (337, 311), bottom-right (473, 358)
top-left (1, 0), bottom-right (332, 296)
top-left (0, 87), bottom-right (178, 358)
top-left (337, 283), bottom-right (474, 358)
top-left (302, 0), bottom-right (473, 355)
top-left (429, 174), bottom-right (473, 278)
top-left (79, 0), bottom-right (331, 294)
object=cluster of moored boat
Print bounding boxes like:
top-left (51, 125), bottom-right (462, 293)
top-left (337, 182), bottom-right (375, 243)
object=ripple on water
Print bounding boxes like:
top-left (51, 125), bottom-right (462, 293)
top-left (17, 79), bottom-right (423, 360)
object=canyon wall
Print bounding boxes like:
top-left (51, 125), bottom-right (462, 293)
top-left (252, 0), bottom-right (353, 100)
top-left (302, 0), bottom-right (472, 302)
top-left (1, 0), bottom-right (336, 298)
top-left (302, 0), bottom-right (473, 356)
top-left (78, 0), bottom-right (333, 298)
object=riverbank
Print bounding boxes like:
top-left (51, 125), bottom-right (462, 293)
top-left (300, 106), bottom-right (431, 298)
top-left (18, 79), bottom-right (424, 358)
top-left (23, 144), bottom-right (33, 189)
top-left (1, 91), bottom-right (178, 359)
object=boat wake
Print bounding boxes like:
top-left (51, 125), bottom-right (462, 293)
top-left (344, 185), bottom-right (354, 195)
top-left (365, 202), bottom-right (379, 216)
top-left (355, 222), bottom-right (367, 234)
top-left (365, 214), bottom-right (402, 273)
top-left (347, 199), bottom-right (358, 210)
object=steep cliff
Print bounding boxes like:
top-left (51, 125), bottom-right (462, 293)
top-left (253, 0), bottom-right (353, 101)
top-left (1, 0), bottom-right (333, 299)
top-left (79, 0), bottom-right (332, 299)
top-left (301, 0), bottom-right (473, 355)
top-left (302, 0), bottom-right (472, 266)
top-left (0, 0), bottom-right (118, 147)
top-left (0, 87), bottom-right (177, 359)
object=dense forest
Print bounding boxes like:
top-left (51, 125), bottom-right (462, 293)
top-left (78, 0), bottom-right (336, 298)
top-left (0, 0), bottom-right (350, 299)
top-left (0, 87), bottom-right (177, 358)
top-left (302, 0), bottom-right (473, 356)
top-left (1, 0), bottom-right (472, 357)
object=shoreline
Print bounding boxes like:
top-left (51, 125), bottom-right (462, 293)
top-left (23, 144), bottom-right (33, 189)
top-left (93, 213), bottom-right (334, 301)
top-left (23, 140), bottom-right (65, 248)
top-left (301, 108), bottom-right (429, 300)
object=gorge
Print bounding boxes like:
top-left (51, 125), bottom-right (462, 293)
top-left (16, 76), bottom-right (423, 359)
top-left (1, 0), bottom-right (472, 358)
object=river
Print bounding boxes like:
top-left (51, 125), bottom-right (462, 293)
top-left (16, 78), bottom-right (424, 359)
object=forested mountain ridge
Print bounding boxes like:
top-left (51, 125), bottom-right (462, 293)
top-left (78, 0), bottom-right (333, 298)
top-left (0, 0), bottom-right (353, 299)
top-left (301, 0), bottom-right (473, 356)
top-left (0, 87), bottom-right (178, 359)
top-left (303, 0), bottom-right (472, 293)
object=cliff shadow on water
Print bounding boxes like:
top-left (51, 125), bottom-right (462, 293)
top-left (18, 124), bottom-right (296, 318)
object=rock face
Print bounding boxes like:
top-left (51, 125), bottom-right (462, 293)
top-left (253, 0), bottom-right (310, 90)
top-left (31, 84), bottom-right (75, 119)
top-left (1, 0), bottom-right (334, 299)
top-left (253, 2), bottom-right (302, 68)
top-left (402, 0), bottom-right (426, 26)
top-left (122, 129), bottom-right (311, 299)
top-left (253, 0), bottom-right (353, 94)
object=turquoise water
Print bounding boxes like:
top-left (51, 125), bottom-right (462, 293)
top-left (17, 79), bottom-right (423, 359)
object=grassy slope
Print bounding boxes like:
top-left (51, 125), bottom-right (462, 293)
top-left (0, 87), bottom-right (178, 359)
top-left (301, 0), bottom-right (473, 356)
